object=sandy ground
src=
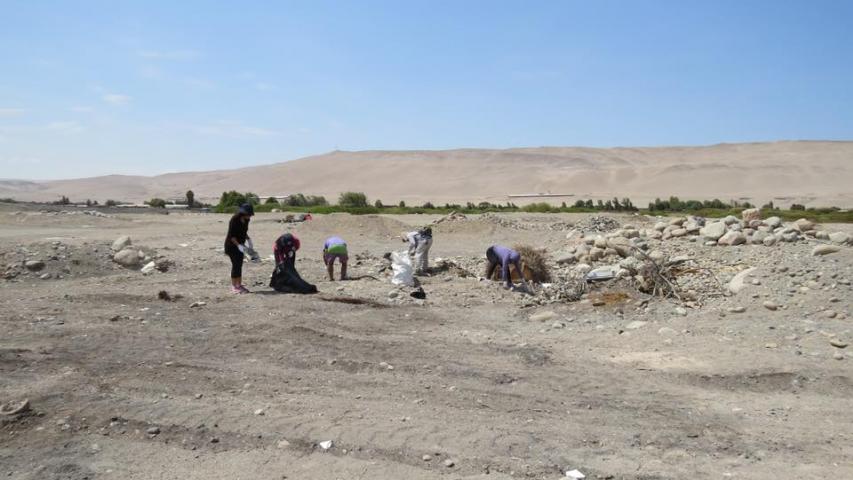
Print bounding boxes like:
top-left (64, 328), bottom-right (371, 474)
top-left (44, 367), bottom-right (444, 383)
top-left (1, 206), bottom-right (852, 480)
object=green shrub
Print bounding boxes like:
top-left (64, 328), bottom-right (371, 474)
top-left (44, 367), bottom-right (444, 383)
top-left (338, 192), bottom-right (368, 207)
top-left (147, 198), bottom-right (167, 208)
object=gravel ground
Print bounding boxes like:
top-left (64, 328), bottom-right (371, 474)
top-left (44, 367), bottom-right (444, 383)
top-left (1, 205), bottom-right (851, 480)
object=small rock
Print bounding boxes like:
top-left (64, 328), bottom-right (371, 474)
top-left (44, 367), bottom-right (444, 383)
top-left (674, 307), bottom-right (688, 317)
top-left (113, 248), bottom-right (141, 268)
top-left (626, 320), bottom-right (647, 330)
top-left (443, 459), bottom-right (455, 468)
top-left (111, 235), bottom-right (132, 252)
top-left (763, 301), bottom-right (778, 311)
top-left (25, 260), bottom-right (45, 271)
top-left (812, 245), bottom-right (841, 256)
top-left (658, 327), bottom-right (677, 336)
top-left (388, 290), bottom-right (399, 299)
top-left (530, 311), bottom-right (557, 322)
top-left (829, 339), bottom-right (848, 349)
top-left (189, 301), bottom-right (206, 308)
top-left (422, 454), bottom-right (432, 461)
top-left (146, 426), bottom-right (161, 435)
top-left (833, 352), bottom-right (845, 360)
top-left (319, 440), bottom-right (333, 450)
top-left (254, 408), bottom-right (265, 416)
top-left (728, 306), bottom-right (746, 313)
top-left (277, 439), bottom-right (291, 449)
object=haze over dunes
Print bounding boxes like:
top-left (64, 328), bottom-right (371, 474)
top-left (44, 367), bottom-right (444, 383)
top-left (2, 141), bottom-right (851, 207)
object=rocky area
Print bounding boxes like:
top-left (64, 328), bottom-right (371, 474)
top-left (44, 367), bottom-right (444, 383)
top-left (1, 204), bottom-right (851, 479)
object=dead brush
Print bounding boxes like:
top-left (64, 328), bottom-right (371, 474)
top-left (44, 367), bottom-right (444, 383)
top-left (630, 248), bottom-right (723, 301)
top-left (513, 244), bottom-right (552, 283)
top-left (631, 248), bottom-right (689, 300)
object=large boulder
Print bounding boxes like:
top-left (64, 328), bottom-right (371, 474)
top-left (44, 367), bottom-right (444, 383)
top-left (111, 235), bottom-right (132, 252)
top-left (113, 248), bottom-right (141, 268)
top-left (700, 222), bottom-right (727, 240)
top-left (723, 215), bottom-right (740, 225)
top-left (718, 231), bottom-right (747, 246)
top-left (829, 232), bottom-right (850, 245)
top-left (763, 217), bottom-right (782, 229)
top-left (750, 230), bottom-right (770, 244)
top-left (741, 208), bottom-right (761, 223)
top-left (763, 235), bottom-right (778, 247)
top-left (794, 218), bottom-right (816, 232)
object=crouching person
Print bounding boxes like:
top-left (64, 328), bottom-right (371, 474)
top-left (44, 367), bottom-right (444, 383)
top-left (323, 236), bottom-right (348, 281)
top-left (485, 245), bottom-right (530, 291)
top-left (269, 233), bottom-right (316, 294)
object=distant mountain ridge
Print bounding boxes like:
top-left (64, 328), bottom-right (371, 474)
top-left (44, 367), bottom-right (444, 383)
top-left (2, 141), bottom-right (852, 207)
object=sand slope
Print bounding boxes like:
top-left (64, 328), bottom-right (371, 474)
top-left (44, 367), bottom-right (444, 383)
top-left (2, 141), bottom-right (851, 207)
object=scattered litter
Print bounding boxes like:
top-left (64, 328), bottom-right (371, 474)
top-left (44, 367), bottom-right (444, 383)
top-left (585, 266), bottom-right (616, 281)
top-left (0, 399), bottom-right (30, 416)
top-left (566, 469), bottom-right (585, 479)
top-left (189, 301), bottom-right (206, 308)
top-left (391, 250), bottom-right (415, 287)
top-left (319, 440), bottom-right (333, 450)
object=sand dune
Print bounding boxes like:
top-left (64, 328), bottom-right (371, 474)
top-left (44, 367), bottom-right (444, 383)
top-left (2, 141), bottom-right (851, 207)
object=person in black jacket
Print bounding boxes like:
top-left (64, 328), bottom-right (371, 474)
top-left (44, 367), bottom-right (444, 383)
top-left (224, 203), bottom-right (257, 294)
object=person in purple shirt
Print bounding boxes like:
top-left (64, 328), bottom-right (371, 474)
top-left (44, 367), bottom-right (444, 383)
top-left (485, 245), bottom-right (529, 290)
top-left (323, 236), bottom-right (348, 281)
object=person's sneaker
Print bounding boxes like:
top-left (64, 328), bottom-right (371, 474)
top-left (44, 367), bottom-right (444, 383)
top-left (238, 285), bottom-right (251, 294)
top-left (230, 286), bottom-right (243, 294)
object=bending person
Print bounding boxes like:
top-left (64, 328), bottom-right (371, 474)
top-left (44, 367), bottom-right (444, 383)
top-left (323, 236), bottom-right (349, 281)
top-left (485, 245), bottom-right (529, 290)
top-left (402, 227), bottom-right (433, 275)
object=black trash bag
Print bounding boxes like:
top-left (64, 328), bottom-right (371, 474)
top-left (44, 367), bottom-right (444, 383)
top-left (269, 262), bottom-right (317, 294)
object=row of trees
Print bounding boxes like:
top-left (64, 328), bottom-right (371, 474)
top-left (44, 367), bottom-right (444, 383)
top-left (647, 196), bottom-right (753, 212)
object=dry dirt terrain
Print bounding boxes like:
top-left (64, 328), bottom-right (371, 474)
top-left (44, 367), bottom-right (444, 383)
top-left (1, 205), bottom-right (852, 480)
top-left (2, 141), bottom-right (852, 208)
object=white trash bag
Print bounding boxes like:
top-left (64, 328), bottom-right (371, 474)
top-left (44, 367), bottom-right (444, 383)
top-left (390, 250), bottom-right (415, 287)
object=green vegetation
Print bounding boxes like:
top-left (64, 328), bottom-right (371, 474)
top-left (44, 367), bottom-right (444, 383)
top-left (212, 191), bottom-right (853, 223)
top-left (338, 191), bottom-right (369, 208)
top-left (281, 193), bottom-right (328, 207)
top-left (214, 191), bottom-right (259, 213)
top-left (146, 198), bottom-right (167, 208)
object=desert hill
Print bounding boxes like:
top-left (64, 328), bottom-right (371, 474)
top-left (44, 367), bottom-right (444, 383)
top-left (2, 141), bottom-right (851, 207)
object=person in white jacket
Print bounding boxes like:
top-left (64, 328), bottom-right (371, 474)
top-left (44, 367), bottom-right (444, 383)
top-left (402, 227), bottom-right (433, 275)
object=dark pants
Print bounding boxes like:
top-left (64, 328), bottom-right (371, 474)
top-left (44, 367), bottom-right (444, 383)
top-left (226, 249), bottom-right (244, 278)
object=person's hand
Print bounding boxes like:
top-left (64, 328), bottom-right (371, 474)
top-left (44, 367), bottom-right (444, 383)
top-left (245, 239), bottom-right (254, 250)
top-left (237, 244), bottom-right (247, 254)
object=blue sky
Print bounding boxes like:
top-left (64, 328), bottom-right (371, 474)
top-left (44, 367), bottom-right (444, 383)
top-left (1, 0), bottom-right (851, 179)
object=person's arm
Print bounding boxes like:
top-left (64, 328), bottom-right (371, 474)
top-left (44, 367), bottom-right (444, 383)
top-left (484, 260), bottom-right (495, 280)
top-left (502, 259), bottom-right (511, 287)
